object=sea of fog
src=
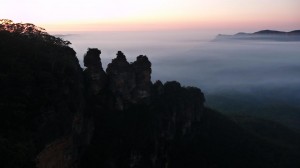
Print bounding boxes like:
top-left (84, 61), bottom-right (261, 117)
top-left (55, 31), bottom-right (300, 129)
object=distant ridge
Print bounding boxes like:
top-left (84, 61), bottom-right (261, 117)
top-left (253, 30), bottom-right (286, 35)
top-left (215, 30), bottom-right (300, 41)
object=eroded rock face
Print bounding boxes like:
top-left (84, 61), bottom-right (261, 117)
top-left (106, 51), bottom-right (135, 110)
top-left (107, 52), bottom-right (136, 91)
top-left (80, 50), bottom-right (205, 167)
top-left (153, 80), bottom-right (164, 96)
top-left (83, 48), bottom-right (107, 95)
top-left (159, 81), bottom-right (205, 137)
top-left (35, 49), bottom-right (97, 168)
top-left (105, 51), bottom-right (154, 110)
top-left (132, 55), bottom-right (152, 101)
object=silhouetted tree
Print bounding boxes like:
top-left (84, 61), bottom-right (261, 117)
top-left (0, 19), bottom-right (71, 46)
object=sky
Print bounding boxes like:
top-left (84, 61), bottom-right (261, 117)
top-left (1, 0), bottom-right (299, 31)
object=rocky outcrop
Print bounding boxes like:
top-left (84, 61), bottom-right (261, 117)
top-left (48, 50), bottom-right (205, 168)
top-left (83, 48), bottom-right (107, 95)
top-left (79, 50), bottom-right (206, 168)
top-left (156, 81), bottom-right (205, 137)
top-left (132, 55), bottom-right (152, 101)
top-left (106, 51), bottom-right (152, 110)
top-left (106, 51), bottom-right (136, 110)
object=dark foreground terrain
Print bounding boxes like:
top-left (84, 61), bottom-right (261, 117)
top-left (1, 20), bottom-right (300, 168)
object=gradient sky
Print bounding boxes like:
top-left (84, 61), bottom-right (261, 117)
top-left (1, 0), bottom-right (299, 31)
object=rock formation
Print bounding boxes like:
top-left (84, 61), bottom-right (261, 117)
top-left (106, 51), bottom-right (152, 110)
top-left (80, 51), bottom-right (206, 168)
top-left (106, 51), bottom-right (136, 110)
top-left (132, 55), bottom-right (152, 101)
top-left (83, 48), bottom-right (107, 95)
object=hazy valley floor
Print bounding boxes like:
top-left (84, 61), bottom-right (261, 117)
top-left (61, 31), bottom-right (300, 130)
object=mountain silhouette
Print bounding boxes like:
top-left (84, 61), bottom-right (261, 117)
top-left (215, 29), bottom-right (300, 41)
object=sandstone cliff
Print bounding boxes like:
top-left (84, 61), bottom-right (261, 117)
top-left (79, 50), bottom-right (205, 168)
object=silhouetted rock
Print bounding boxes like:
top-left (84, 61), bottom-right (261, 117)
top-left (153, 80), bottom-right (164, 96)
top-left (106, 51), bottom-right (136, 110)
top-left (159, 81), bottom-right (205, 137)
top-left (83, 48), bottom-right (102, 68)
top-left (83, 48), bottom-right (107, 95)
top-left (105, 52), bottom-right (153, 110)
top-left (132, 55), bottom-right (152, 101)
